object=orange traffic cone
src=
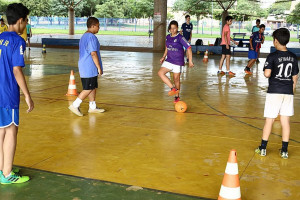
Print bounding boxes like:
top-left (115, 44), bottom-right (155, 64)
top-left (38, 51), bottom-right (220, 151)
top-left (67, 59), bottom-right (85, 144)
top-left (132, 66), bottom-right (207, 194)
top-left (203, 50), bottom-right (209, 63)
top-left (218, 149), bottom-right (241, 200)
top-left (66, 70), bottom-right (78, 96)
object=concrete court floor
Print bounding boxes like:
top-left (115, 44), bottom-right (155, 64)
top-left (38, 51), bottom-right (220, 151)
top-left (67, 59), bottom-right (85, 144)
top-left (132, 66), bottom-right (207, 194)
top-left (3, 48), bottom-right (300, 200)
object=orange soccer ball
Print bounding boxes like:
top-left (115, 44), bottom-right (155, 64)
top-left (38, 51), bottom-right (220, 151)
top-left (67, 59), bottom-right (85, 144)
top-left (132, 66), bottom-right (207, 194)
top-left (175, 101), bottom-right (187, 113)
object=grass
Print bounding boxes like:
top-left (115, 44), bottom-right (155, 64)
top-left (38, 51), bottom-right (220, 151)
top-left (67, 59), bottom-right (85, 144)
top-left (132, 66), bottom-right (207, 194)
top-left (32, 28), bottom-right (300, 42)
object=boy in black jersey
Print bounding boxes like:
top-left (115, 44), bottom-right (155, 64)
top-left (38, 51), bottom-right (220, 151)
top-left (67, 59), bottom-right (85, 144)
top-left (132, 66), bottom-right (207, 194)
top-left (255, 28), bottom-right (299, 159)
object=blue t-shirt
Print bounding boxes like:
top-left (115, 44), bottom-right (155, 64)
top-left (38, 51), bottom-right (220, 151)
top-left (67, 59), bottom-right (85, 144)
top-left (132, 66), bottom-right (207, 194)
top-left (165, 33), bottom-right (191, 66)
top-left (249, 31), bottom-right (263, 52)
top-left (0, 32), bottom-right (26, 109)
top-left (78, 33), bottom-right (103, 78)
top-left (181, 23), bottom-right (193, 41)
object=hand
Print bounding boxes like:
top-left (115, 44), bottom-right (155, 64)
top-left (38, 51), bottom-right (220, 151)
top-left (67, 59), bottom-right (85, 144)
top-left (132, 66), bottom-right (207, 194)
top-left (235, 41), bottom-right (239, 45)
top-left (189, 61), bottom-right (194, 68)
top-left (226, 44), bottom-right (229, 49)
top-left (98, 68), bottom-right (103, 76)
top-left (25, 96), bottom-right (34, 113)
top-left (160, 57), bottom-right (165, 64)
top-left (250, 47), bottom-right (254, 50)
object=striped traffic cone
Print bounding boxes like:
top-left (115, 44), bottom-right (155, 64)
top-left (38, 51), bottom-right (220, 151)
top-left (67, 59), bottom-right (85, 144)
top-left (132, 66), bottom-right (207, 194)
top-left (203, 50), bottom-right (209, 63)
top-left (66, 70), bottom-right (78, 96)
top-left (218, 149), bottom-right (241, 200)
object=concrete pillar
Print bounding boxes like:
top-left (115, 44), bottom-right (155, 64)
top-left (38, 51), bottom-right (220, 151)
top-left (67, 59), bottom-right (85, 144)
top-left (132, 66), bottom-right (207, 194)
top-left (69, 8), bottom-right (75, 35)
top-left (153, 0), bottom-right (167, 51)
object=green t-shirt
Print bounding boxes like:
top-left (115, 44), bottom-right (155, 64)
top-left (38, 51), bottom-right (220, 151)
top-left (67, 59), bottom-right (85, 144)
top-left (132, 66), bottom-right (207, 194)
top-left (26, 24), bottom-right (31, 34)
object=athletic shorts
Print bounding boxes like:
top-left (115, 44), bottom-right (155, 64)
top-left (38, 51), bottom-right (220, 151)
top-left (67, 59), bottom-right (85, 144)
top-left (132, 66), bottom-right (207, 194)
top-left (248, 50), bottom-right (258, 59)
top-left (81, 76), bottom-right (98, 90)
top-left (264, 93), bottom-right (294, 118)
top-left (162, 61), bottom-right (183, 73)
top-left (221, 45), bottom-right (231, 55)
top-left (0, 108), bottom-right (19, 128)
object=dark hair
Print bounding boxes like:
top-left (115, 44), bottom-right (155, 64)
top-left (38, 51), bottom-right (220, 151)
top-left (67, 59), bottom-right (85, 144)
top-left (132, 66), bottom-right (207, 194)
top-left (259, 24), bottom-right (265, 29)
top-left (272, 28), bottom-right (290, 46)
top-left (0, 18), bottom-right (4, 22)
top-left (225, 16), bottom-right (233, 22)
top-left (185, 15), bottom-right (190, 19)
top-left (87, 17), bottom-right (99, 28)
top-left (256, 19), bottom-right (260, 23)
top-left (168, 20), bottom-right (178, 32)
top-left (5, 3), bottom-right (29, 25)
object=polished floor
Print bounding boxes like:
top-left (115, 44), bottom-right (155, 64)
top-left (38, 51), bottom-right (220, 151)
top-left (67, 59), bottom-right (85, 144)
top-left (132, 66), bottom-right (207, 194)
top-left (4, 48), bottom-right (300, 199)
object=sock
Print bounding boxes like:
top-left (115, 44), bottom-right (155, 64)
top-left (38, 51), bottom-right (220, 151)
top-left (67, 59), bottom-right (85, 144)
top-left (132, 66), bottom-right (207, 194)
top-left (73, 98), bottom-right (82, 108)
top-left (5, 172), bottom-right (11, 178)
top-left (89, 101), bottom-right (96, 110)
top-left (260, 139), bottom-right (268, 150)
top-left (281, 141), bottom-right (289, 152)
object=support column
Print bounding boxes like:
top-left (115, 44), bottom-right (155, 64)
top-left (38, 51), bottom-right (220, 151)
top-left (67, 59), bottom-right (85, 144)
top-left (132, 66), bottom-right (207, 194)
top-left (153, 0), bottom-right (167, 51)
top-left (69, 7), bottom-right (75, 35)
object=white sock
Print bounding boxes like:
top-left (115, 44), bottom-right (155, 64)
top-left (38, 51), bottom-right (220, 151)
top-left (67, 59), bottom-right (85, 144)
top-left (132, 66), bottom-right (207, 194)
top-left (73, 98), bottom-right (82, 108)
top-left (5, 172), bottom-right (11, 178)
top-left (89, 101), bottom-right (96, 110)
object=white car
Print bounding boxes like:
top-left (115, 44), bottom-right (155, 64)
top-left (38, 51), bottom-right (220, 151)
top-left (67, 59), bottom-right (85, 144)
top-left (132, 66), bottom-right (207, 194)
top-left (264, 27), bottom-right (273, 36)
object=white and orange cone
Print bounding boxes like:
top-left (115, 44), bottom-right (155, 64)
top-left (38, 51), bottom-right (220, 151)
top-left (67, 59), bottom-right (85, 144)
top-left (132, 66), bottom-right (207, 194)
top-left (218, 149), bottom-right (241, 200)
top-left (203, 50), bottom-right (209, 63)
top-left (66, 70), bottom-right (78, 96)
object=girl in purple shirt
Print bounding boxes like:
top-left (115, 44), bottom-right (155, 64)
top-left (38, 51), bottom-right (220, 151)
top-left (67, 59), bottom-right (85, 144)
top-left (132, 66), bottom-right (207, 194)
top-left (158, 20), bottom-right (194, 103)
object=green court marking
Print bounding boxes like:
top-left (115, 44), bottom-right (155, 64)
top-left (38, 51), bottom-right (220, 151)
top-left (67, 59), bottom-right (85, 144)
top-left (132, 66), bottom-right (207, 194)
top-left (24, 65), bottom-right (78, 76)
top-left (0, 167), bottom-right (213, 200)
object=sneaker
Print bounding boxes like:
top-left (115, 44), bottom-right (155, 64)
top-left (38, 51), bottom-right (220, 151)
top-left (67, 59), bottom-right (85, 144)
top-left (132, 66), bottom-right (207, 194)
top-left (256, 59), bottom-right (260, 63)
top-left (245, 70), bottom-right (253, 75)
top-left (168, 88), bottom-right (179, 96)
top-left (280, 150), bottom-right (288, 159)
top-left (174, 96), bottom-right (180, 103)
top-left (0, 171), bottom-right (29, 184)
top-left (68, 104), bottom-right (83, 117)
top-left (226, 71), bottom-right (235, 76)
top-left (255, 147), bottom-right (266, 156)
top-left (217, 71), bottom-right (225, 75)
top-left (0, 168), bottom-right (20, 175)
top-left (88, 107), bottom-right (105, 113)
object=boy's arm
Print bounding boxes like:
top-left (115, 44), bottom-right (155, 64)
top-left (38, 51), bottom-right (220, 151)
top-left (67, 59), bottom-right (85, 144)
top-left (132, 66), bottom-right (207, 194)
top-left (13, 67), bottom-right (34, 112)
top-left (189, 32), bottom-right (192, 43)
top-left (292, 75), bottom-right (298, 93)
top-left (264, 69), bottom-right (272, 78)
top-left (91, 51), bottom-right (102, 75)
top-left (249, 38), bottom-right (254, 50)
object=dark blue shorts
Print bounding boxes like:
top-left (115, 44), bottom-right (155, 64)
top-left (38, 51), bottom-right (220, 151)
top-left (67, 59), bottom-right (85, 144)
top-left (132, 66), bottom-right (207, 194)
top-left (0, 108), bottom-right (19, 128)
top-left (248, 50), bottom-right (258, 59)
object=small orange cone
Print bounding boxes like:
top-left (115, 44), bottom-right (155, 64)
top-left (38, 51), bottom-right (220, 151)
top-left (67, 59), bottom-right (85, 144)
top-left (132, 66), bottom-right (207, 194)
top-left (66, 70), bottom-right (78, 96)
top-left (218, 149), bottom-right (241, 200)
top-left (203, 49), bottom-right (209, 63)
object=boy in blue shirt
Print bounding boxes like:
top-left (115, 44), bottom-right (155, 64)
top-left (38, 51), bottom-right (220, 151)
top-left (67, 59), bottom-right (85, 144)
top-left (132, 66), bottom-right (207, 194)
top-left (255, 28), bottom-right (299, 159)
top-left (0, 3), bottom-right (34, 184)
top-left (244, 24), bottom-right (265, 75)
top-left (180, 15), bottom-right (193, 63)
top-left (69, 17), bottom-right (105, 116)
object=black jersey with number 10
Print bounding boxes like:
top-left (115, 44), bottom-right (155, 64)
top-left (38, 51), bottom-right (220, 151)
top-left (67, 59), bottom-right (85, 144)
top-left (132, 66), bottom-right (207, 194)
top-left (264, 50), bottom-right (299, 95)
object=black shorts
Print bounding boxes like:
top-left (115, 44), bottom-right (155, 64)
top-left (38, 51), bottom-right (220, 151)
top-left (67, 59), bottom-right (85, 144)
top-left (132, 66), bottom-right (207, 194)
top-left (222, 45), bottom-right (231, 55)
top-left (81, 76), bottom-right (98, 90)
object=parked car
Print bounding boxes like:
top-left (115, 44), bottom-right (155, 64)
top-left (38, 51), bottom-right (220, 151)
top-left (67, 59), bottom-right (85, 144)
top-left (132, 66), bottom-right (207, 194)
top-left (264, 27), bottom-right (273, 36)
top-left (289, 25), bottom-right (299, 31)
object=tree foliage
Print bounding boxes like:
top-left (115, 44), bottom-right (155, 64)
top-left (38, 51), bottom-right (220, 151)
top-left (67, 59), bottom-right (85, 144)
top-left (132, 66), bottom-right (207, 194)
top-left (94, 0), bottom-right (124, 18)
top-left (287, 2), bottom-right (300, 24)
top-left (268, 0), bottom-right (291, 16)
top-left (23, 0), bottom-right (52, 16)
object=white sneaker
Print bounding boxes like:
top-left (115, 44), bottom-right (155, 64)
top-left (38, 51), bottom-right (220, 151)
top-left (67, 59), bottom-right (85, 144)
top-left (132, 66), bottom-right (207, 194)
top-left (88, 107), bottom-right (105, 113)
top-left (68, 105), bottom-right (83, 116)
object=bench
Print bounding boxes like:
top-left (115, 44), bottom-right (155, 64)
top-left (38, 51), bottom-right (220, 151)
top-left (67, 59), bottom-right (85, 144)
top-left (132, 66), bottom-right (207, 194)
top-left (41, 38), bottom-right (80, 47)
top-left (232, 38), bottom-right (250, 55)
top-left (148, 30), bottom-right (153, 38)
top-left (233, 33), bottom-right (246, 39)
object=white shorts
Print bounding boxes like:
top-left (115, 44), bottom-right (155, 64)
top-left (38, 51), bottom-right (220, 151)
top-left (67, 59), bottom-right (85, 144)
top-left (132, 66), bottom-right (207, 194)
top-left (264, 93), bottom-right (294, 118)
top-left (162, 61), bottom-right (183, 73)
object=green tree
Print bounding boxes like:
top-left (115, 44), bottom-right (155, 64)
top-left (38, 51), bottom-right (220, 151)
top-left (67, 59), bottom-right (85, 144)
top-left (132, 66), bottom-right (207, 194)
top-left (79, 0), bottom-right (103, 17)
top-left (23, 0), bottom-right (52, 16)
top-left (268, 0), bottom-right (291, 17)
top-left (94, 0), bottom-right (124, 18)
top-left (287, 3), bottom-right (300, 24)
top-left (173, 0), bottom-right (211, 34)
top-left (0, 0), bottom-right (9, 14)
